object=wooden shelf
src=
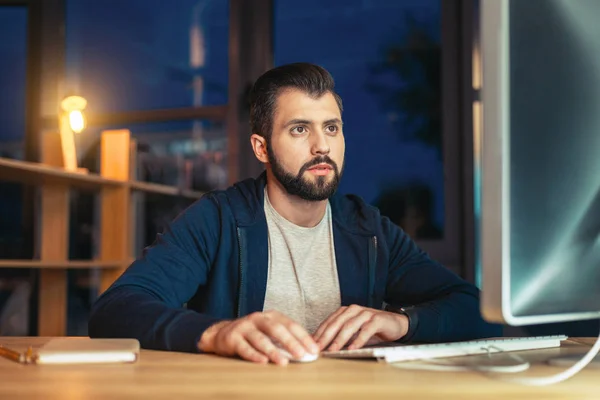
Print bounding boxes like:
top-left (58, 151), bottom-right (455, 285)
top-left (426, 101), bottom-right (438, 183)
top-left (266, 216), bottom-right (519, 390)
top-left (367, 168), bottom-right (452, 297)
top-left (0, 157), bottom-right (124, 191)
top-left (130, 180), bottom-right (205, 199)
top-left (0, 259), bottom-right (128, 269)
top-left (0, 157), bottom-right (205, 199)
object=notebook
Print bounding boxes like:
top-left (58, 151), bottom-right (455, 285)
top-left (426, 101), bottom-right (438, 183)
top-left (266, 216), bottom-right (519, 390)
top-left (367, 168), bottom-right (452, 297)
top-left (1, 338), bottom-right (140, 365)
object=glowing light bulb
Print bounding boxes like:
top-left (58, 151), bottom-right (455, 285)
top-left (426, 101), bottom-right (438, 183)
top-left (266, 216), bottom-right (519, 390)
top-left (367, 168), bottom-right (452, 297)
top-left (68, 110), bottom-right (85, 133)
top-left (60, 95), bottom-right (88, 133)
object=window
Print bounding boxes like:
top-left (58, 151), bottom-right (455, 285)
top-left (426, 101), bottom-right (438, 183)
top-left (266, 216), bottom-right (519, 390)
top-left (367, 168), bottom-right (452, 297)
top-left (274, 0), bottom-right (444, 241)
top-left (0, 6), bottom-right (28, 160)
top-left (60, 1), bottom-right (232, 335)
top-left (65, 0), bottom-right (229, 113)
top-left (0, 5), bottom-right (28, 258)
top-left (0, 5), bottom-right (30, 337)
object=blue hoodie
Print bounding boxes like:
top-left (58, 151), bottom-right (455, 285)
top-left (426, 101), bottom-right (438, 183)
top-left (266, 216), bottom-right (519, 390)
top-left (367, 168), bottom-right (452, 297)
top-left (88, 173), bottom-right (501, 353)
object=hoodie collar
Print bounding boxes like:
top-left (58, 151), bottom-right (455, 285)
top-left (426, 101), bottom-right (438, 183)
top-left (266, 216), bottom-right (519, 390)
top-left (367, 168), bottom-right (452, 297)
top-left (226, 172), bottom-right (376, 236)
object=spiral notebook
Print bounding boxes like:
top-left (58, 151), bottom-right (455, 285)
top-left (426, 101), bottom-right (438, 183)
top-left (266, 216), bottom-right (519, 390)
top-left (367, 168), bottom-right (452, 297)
top-left (0, 338), bottom-right (140, 365)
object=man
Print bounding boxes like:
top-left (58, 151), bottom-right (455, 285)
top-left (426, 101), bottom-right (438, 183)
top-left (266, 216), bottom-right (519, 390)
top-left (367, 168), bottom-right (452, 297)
top-left (89, 63), bottom-right (501, 365)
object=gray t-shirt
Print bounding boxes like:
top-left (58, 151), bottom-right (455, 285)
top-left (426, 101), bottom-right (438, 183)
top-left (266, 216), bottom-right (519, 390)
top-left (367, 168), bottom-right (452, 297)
top-left (262, 189), bottom-right (341, 334)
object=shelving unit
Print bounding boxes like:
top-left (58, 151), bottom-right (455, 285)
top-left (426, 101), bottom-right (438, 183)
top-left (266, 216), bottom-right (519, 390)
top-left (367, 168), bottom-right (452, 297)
top-left (0, 152), bottom-right (205, 198)
top-left (0, 156), bottom-right (124, 190)
top-left (0, 129), bottom-right (204, 336)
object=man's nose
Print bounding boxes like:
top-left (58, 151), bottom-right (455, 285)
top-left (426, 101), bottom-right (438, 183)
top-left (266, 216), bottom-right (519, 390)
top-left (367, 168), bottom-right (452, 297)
top-left (311, 131), bottom-right (330, 155)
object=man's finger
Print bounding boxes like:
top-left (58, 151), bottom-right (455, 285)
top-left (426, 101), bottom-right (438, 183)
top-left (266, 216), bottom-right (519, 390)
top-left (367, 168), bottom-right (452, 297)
top-left (317, 306), bottom-right (363, 350)
top-left (263, 310), bottom-right (317, 352)
top-left (326, 311), bottom-right (373, 352)
top-left (347, 320), bottom-right (379, 350)
top-left (245, 329), bottom-right (281, 362)
top-left (235, 338), bottom-right (270, 364)
top-left (313, 307), bottom-right (346, 340)
top-left (258, 320), bottom-right (305, 359)
top-left (286, 320), bottom-right (320, 355)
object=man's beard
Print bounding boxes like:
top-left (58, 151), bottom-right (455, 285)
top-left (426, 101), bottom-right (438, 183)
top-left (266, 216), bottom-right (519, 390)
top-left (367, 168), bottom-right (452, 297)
top-left (267, 144), bottom-right (343, 201)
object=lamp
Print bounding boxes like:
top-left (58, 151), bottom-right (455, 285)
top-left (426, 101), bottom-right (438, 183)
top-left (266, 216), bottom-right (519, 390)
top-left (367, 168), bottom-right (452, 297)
top-left (61, 95), bottom-right (87, 133)
top-left (58, 95), bottom-right (88, 173)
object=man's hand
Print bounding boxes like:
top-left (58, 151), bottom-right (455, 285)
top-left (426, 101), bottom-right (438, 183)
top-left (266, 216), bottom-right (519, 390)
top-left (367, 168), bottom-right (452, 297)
top-left (313, 305), bottom-right (409, 352)
top-left (198, 310), bottom-right (319, 365)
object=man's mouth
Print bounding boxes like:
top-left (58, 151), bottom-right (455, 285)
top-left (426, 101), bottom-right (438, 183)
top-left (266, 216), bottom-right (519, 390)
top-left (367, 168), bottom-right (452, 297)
top-left (307, 163), bottom-right (333, 176)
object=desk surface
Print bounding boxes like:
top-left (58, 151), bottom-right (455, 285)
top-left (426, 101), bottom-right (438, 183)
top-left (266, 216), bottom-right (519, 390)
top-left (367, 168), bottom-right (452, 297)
top-left (0, 337), bottom-right (597, 399)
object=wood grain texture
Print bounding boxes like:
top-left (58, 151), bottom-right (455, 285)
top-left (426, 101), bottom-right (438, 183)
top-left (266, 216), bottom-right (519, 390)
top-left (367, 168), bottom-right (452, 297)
top-left (0, 156), bottom-right (123, 191)
top-left (100, 130), bottom-right (131, 182)
top-left (0, 337), bottom-right (596, 399)
top-left (129, 180), bottom-right (204, 199)
top-left (0, 157), bottom-right (204, 199)
top-left (98, 186), bottom-right (130, 293)
top-left (99, 130), bottom-right (132, 294)
top-left (38, 133), bottom-right (69, 337)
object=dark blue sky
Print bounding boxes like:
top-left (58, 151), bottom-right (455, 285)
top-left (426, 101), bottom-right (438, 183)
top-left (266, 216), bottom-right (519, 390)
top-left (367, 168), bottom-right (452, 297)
top-left (0, 0), bottom-right (444, 228)
top-left (0, 7), bottom-right (27, 142)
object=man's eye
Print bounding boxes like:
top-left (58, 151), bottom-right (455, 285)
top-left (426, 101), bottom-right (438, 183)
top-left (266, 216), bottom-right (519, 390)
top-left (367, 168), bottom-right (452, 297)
top-left (326, 125), bottom-right (338, 133)
top-left (291, 126), bottom-right (306, 134)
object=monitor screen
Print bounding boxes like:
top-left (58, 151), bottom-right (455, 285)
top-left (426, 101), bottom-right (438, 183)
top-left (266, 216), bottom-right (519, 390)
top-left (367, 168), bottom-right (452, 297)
top-left (479, 0), bottom-right (600, 325)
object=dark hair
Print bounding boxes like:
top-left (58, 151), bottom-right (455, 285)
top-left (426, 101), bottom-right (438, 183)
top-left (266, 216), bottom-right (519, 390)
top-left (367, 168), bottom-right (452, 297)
top-left (249, 62), bottom-right (343, 140)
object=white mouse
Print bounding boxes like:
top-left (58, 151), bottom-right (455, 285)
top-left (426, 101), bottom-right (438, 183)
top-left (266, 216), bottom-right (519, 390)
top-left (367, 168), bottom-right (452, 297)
top-left (278, 349), bottom-right (319, 363)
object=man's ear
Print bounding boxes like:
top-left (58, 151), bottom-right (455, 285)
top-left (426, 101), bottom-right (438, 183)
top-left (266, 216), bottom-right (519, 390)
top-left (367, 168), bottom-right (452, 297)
top-left (250, 134), bottom-right (269, 164)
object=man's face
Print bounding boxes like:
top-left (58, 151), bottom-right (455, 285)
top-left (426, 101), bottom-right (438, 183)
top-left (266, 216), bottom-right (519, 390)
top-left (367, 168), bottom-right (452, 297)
top-left (267, 89), bottom-right (345, 201)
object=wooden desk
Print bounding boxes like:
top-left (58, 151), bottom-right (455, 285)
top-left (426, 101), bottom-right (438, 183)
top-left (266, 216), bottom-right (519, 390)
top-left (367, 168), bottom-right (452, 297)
top-left (0, 337), bottom-right (596, 399)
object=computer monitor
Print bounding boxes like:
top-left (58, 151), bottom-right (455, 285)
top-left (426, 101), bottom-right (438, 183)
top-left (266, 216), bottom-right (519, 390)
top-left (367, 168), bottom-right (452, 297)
top-left (478, 0), bottom-right (600, 327)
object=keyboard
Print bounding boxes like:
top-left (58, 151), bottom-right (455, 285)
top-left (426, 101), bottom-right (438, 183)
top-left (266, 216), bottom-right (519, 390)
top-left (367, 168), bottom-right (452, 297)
top-left (322, 335), bottom-right (568, 363)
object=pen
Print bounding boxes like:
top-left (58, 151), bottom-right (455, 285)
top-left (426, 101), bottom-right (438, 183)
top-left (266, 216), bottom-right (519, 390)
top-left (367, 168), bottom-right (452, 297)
top-left (0, 344), bottom-right (26, 363)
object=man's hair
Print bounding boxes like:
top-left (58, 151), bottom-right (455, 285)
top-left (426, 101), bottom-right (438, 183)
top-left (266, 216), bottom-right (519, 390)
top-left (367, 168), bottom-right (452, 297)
top-left (249, 62), bottom-right (343, 140)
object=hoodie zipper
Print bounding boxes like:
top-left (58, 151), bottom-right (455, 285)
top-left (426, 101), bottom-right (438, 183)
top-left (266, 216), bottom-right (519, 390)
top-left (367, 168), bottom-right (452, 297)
top-left (236, 227), bottom-right (244, 317)
top-left (368, 235), bottom-right (378, 308)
